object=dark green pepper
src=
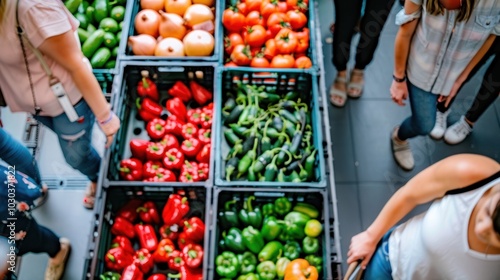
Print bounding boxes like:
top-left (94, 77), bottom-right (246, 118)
top-left (225, 104), bottom-right (245, 125)
top-left (230, 123), bottom-right (248, 138)
top-left (272, 116), bottom-right (284, 132)
top-left (247, 162), bottom-right (258, 182)
top-left (284, 120), bottom-right (296, 139)
top-left (219, 238), bottom-right (227, 251)
top-left (305, 255), bottom-right (323, 275)
top-left (284, 211), bottom-right (311, 240)
top-left (238, 251), bottom-right (257, 274)
top-left (276, 168), bottom-right (287, 182)
top-left (266, 127), bottom-right (280, 139)
top-left (274, 197), bottom-right (292, 216)
top-left (227, 140), bottom-right (244, 159)
top-left (261, 216), bottom-right (282, 242)
top-left (238, 105), bottom-right (252, 124)
top-left (223, 96), bottom-right (237, 113)
top-left (219, 200), bottom-right (240, 230)
top-left (276, 144), bottom-right (290, 167)
top-left (99, 271), bottom-right (121, 280)
top-left (261, 135), bottom-right (272, 153)
top-left (283, 241), bottom-right (301, 260)
top-left (216, 251), bottom-right (240, 279)
top-left (288, 170), bottom-right (302, 183)
top-left (302, 236), bottom-right (319, 254)
top-left (253, 150), bottom-right (275, 173)
top-left (258, 92), bottom-right (281, 104)
top-left (278, 224), bottom-right (291, 242)
top-left (238, 196), bottom-right (263, 229)
top-left (225, 157), bottom-right (239, 181)
top-left (283, 91), bottom-right (299, 101)
top-left (256, 261), bottom-right (277, 280)
top-left (242, 226), bottom-right (265, 254)
top-left (280, 109), bottom-right (299, 124)
top-left (224, 227), bottom-right (246, 253)
top-left (304, 148), bottom-right (317, 180)
top-left (224, 128), bottom-right (241, 146)
top-left (237, 148), bottom-right (257, 177)
top-left (262, 203), bottom-right (275, 217)
top-left (237, 273), bottom-right (260, 280)
top-left (263, 155), bottom-right (278, 181)
top-left (258, 241), bottom-right (284, 262)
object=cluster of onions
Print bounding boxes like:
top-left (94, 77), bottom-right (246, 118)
top-left (128, 0), bottom-right (216, 57)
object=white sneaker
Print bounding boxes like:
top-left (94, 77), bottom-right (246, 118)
top-left (391, 127), bottom-right (414, 171)
top-left (444, 116), bottom-right (473, 145)
top-left (429, 110), bottom-right (450, 140)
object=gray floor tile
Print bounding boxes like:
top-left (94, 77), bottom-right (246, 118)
top-left (329, 104), bottom-right (357, 182)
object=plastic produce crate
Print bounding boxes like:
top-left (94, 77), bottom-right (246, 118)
top-left (85, 184), bottom-right (211, 279)
top-left (93, 68), bottom-right (117, 101)
top-left (102, 61), bottom-right (218, 187)
top-left (218, 0), bottom-right (319, 73)
top-left (214, 68), bottom-right (327, 187)
top-left (119, 0), bottom-right (220, 62)
top-left (209, 187), bottom-right (332, 280)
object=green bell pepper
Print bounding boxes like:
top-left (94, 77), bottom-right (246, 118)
top-left (99, 272), bottom-right (121, 280)
top-left (238, 196), bottom-right (263, 229)
top-left (238, 251), bottom-right (257, 274)
top-left (242, 226), bottom-right (265, 254)
top-left (261, 216), bottom-right (282, 241)
top-left (284, 211), bottom-right (311, 240)
top-left (293, 202), bottom-right (319, 219)
top-left (256, 261), bottom-right (277, 280)
top-left (283, 241), bottom-right (301, 260)
top-left (258, 241), bottom-right (284, 263)
top-left (274, 197), bottom-right (292, 216)
top-left (305, 255), bottom-right (323, 275)
top-left (224, 227), bottom-right (247, 253)
top-left (262, 203), bottom-right (275, 217)
top-left (276, 257), bottom-right (290, 279)
top-left (216, 251), bottom-right (240, 279)
top-left (237, 273), bottom-right (260, 280)
top-left (277, 223), bottom-right (291, 242)
top-left (302, 236), bottom-right (320, 254)
top-left (219, 200), bottom-right (240, 230)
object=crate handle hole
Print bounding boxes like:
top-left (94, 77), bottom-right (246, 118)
top-left (133, 128), bottom-right (142, 135)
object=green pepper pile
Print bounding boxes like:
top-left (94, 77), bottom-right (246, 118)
top-left (222, 82), bottom-right (318, 183)
top-left (216, 195), bottom-right (324, 279)
top-left (64, 0), bottom-right (126, 69)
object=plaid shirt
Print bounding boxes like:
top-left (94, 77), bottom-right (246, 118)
top-left (396, 0), bottom-right (500, 96)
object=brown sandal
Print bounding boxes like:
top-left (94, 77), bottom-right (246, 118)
top-left (347, 69), bottom-right (365, 99)
top-left (330, 75), bottom-right (348, 107)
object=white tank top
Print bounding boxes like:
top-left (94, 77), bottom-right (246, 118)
top-left (388, 177), bottom-right (500, 280)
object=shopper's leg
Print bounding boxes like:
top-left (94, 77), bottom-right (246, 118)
top-left (363, 229), bottom-right (394, 280)
top-left (14, 216), bottom-right (60, 258)
top-left (332, 0), bottom-right (363, 71)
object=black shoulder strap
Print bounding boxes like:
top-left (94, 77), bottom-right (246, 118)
top-left (445, 170), bottom-right (500, 195)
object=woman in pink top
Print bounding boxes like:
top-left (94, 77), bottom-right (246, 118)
top-left (0, 0), bottom-right (120, 209)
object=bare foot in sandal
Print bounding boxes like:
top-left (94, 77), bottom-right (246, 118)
top-left (348, 69), bottom-right (365, 99)
top-left (83, 182), bottom-right (97, 209)
top-left (330, 70), bottom-right (348, 107)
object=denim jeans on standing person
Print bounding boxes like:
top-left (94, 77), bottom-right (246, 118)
top-left (397, 81), bottom-right (439, 141)
top-left (363, 228), bottom-right (394, 280)
top-left (34, 99), bottom-right (100, 182)
top-left (0, 128), bottom-right (41, 185)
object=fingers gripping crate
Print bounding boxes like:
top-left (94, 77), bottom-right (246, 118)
top-left (214, 68), bottom-right (327, 187)
top-left (87, 185), bottom-right (211, 279)
top-left (102, 61), bottom-right (218, 187)
top-left (209, 187), bottom-right (333, 280)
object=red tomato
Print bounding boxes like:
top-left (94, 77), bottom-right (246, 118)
top-left (294, 56), bottom-right (312, 68)
top-left (270, 54), bottom-right (295, 68)
top-left (243, 25), bottom-right (267, 48)
top-left (294, 52), bottom-right (307, 58)
top-left (224, 33), bottom-right (244, 55)
top-left (263, 39), bottom-right (277, 60)
top-left (267, 12), bottom-right (290, 35)
top-left (265, 29), bottom-right (274, 41)
top-left (223, 9), bottom-right (246, 33)
top-left (250, 56), bottom-right (270, 68)
top-left (286, 0), bottom-right (308, 12)
top-left (245, 11), bottom-right (266, 27)
top-left (225, 61), bottom-right (238, 67)
top-left (231, 44), bottom-right (252, 66)
top-left (260, 0), bottom-right (279, 19)
top-left (286, 10), bottom-right (307, 30)
top-left (277, 1), bottom-right (289, 13)
top-left (237, 2), bottom-right (248, 15)
top-left (294, 27), bottom-right (309, 53)
top-left (245, 0), bottom-right (263, 13)
top-left (275, 29), bottom-right (298, 54)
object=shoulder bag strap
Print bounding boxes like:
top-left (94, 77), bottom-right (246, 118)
top-left (445, 170), bottom-right (500, 195)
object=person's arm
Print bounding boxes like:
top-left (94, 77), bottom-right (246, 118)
top-left (347, 154), bottom-right (500, 268)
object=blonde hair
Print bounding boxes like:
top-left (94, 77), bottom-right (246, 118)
top-left (0, 0), bottom-right (5, 26)
top-left (426, 0), bottom-right (476, 22)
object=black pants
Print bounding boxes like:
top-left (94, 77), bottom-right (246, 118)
top-left (332, 0), bottom-right (395, 71)
top-left (437, 37), bottom-right (500, 123)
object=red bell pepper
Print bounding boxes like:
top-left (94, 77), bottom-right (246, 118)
top-left (142, 161), bottom-right (163, 179)
top-left (111, 217), bottom-right (136, 239)
top-left (159, 224), bottom-right (180, 241)
top-left (186, 108), bottom-right (202, 126)
top-left (119, 159), bottom-right (143, 181)
top-left (167, 114), bottom-right (185, 124)
top-left (137, 201), bottom-right (160, 224)
top-left (120, 263), bottom-right (143, 280)
top-left (181, 161), bottom-right (198, 174)
top-left (146, 118), bottom-right (167, 141)
top-left (162, 194), bottom-right (190, 225)
top-left (133, 248), bottom-right (154, 274)
top-left (129, 139), bottom-right (150, 161)
top-left (145, 169), bottom-right (176, 182)
top-left (137, 98), bottom-right (163, 122)
top-left (163, 148), bottom-right (184, 170)
top-left (181, 265), bottom-right (203, 280)
top-left (111, 236), bottom-right (135, 255)
top-left (168, 250), bottom-right (184, 271)
top-left (180, 138), bottom-right (201, 158)
top-left (177, 232), bottom-right (196, 250)
top-left (197, 129), bottom-right (211, 145)
top-left (181, 123), bottom-right (198, 140)
top-left (117, 199), bottom-right (143, 223)
top-left (189, 81), bottom-right (212, 106)
top-left (183, 217), bottom-right (205, 243)
top-left (160, 134), bottom-right (180, 151)
top-left (146, 142), bottom-right (165, 162)
top-left (165, 119), bottom-right (184, 137)
top-left (182, 244), bottom-right (203, 268)
top-left (137, 71), bottom-right (159, 102)
top-left (105, 247), bottom-right (134, 271)
top-left (147, 274), bottom-right (168, 280)
top-left (200, 111), bottom-right (212, 129)
top-left (168, 81), bottom-right (192, 102)
top-left (152, 238), bottom-right (176, 263)
top-left (197, 162), bottom-right (209, 181)
top-left (203, 102), bottom-right (214, 112)
top-left (135, 224), bottom-right (158, 252)
top-left (165, 97), bottom-right (187, 122)
top-left (195, 144), bottom-right (210, 164)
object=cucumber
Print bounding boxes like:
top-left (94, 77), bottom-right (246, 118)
top-left (99, 17), bottom-right (119, 33)
top-left (104, 60), bottom-right (116, 69)
top-left (74, 13), bottom-right (89, 30)
top-left (103, 32), bottom-right (117, 48)
top-left (81, 29), bottom-right (105, 58)
top-left (64, 0), bottom-right (82, 14)
top-left (87, 23), bottom-right (97, 34)
top-left (77, 1), bottom-right (89, 14)
top-left (93, 0), bottom-right (109, 22)
top-left (90, 47), bottom-right (111, 68)
top-left (111, 46), bottom-right (119, 57)
top-left (110, 6), bottom-right (125, 22)
top-left (77, 28), bottom-right (89, 43)
top-left (85, 6), bottom-right (95, 24)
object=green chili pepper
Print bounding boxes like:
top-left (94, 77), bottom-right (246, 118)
top-left (266, 127), bottom-right (280, 139)
top-left (272, 134), bottom-right (287, 150)
top-left (230, 123), bottom-right (248, 138)
top-left (284, 120), bottom-right (296, 139)
top-left (224, 227), bottom-right (246, 253)
top-left (284, 211), bottom-right (311, 239)
top-left (258, 92), bottom-right (281, 104)
top-left (216, 251), bottom-right (240, 279)
top-left (299, 165), bottom-right (309, 181)
top-left (272, 116), bottom-right (284, 132)
top-left (289, 170), bottom-right (302, 183)
top-left (261, 135), bottom-right (272, 153)
top-left (289, 124), bottom-right (304, 156)
top-left (276, 144), bottom-right (290, 167)
top-left (261, 216), bottom-right (282, 242)
top-left (284, 91), bottom-right (299, 101)
top-left (276, 257), bottom-right (291, 279)
top-left (274, 197), bottom-right (292, 216)
top-left (305, 255), bottom-right (323, 275)
top-left (247, 162), bottom-right (258, 182)
top-left (237, 273), bottom-right (260, 280)
top-left (238, 106), bottom-right (251, 124)
top-left (283, 241), bottom-right (301, 260)
top-left (264, 155), bottom-right (278, 181)
top-left (226, 104), bottom-right (245, 125)
top-left (238, 251), bottom-right (257, 274)
top-left (223, 96), bottom-right (237, 113)
top-left (238, 139), bottom-right (258, 177)
top-left (293, 202), bottom-right (319, 219)
top-left (262, 203), bottom-right (275, 217)
top-left (224, 128), bottom-right (241, 146)
top-left (238, 196), bottom-right (263, 229)
top-left (258, 241), bottom-right (284, 263)
top-left (279, 109), bottom-right (299, 124)
top-left (219, 200), bottom-right (240, 230)
top-left (276, 168), bottom-right (287, 182)
top-left (227, 140), bottom-right (244, 159)
top-left (242, 226), bottom-right (265, 254)
top-left (304, 148), bottom-right (317, 180)
top-left (241, 130), bottom-right (257, 155)
top-left (225, 157), bottom-right (239, 181)
top-left (302, 236), bottom-right (319, 254)
top-left (256, 261), bottom-right (277, 280)
top-left (253, 150), bottom-right (275, 173)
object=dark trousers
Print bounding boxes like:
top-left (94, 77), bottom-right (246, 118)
top-left (332, 0), bottom-right (395, 71)
top-left (437, 37), bottom-right (500, 123)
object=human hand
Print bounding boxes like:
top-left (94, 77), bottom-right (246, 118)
top-left (98, 111), bottom-right (121, 148)
top-left (390, 80), bottom-right (408, 106)
top-left (438, 78), bottom-right (464, 108)
top-left (347, 231), bottom-right (379, 270)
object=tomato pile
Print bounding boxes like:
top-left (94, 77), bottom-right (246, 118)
top-left (119, 71), bottom-right (213, 182)
top-left (222, 0), bottom-right (313, 68)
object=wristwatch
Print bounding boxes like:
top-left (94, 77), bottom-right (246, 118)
top-left (393, 74), bottom-right (406, 83)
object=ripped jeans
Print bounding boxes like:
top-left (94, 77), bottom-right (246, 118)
top-left (34, 99), bottom-right (100, 182)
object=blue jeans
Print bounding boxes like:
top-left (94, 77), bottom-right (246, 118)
top-left (398, 81), bottom-right (439, 141)
top-left (34, 99), bottom-right (100, 182)
top-left (0, 128), bottom-right (41, 185)
top-left (363, 229), bottom-right (394, 280)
